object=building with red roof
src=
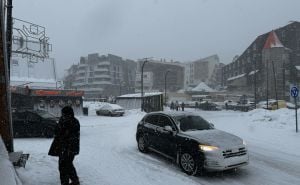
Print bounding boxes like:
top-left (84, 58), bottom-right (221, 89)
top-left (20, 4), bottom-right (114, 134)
top-left (222, 21), bottom-right (300, 101)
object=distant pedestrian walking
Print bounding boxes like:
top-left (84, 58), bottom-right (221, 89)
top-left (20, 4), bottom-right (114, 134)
top-left (195, 102), bottom-right (199, 110)
top-left (175, 101), bottom-right (179, 111)
top-left (48, 106), bottom-right (80, 185)
top-left (181, 102), bottom-right (185, 111)
top-left (170, 101), bottom-right (175, 110)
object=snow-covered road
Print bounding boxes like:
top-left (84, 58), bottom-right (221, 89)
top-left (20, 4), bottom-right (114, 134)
top-left (15, 109), bottom-right (300, 185)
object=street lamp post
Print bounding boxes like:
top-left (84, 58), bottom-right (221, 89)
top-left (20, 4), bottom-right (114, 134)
top-left (254, 59), bottom-right (257, 109)
top-left (141, 58), bottom-right (151, 111)
top-left (164, 70), bottom-right (171, 106)
top-left (119, 81), bottom-right (125, 96)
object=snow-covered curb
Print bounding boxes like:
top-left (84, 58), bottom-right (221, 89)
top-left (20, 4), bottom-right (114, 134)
top-left (0, 137), bottom-right (22, 185)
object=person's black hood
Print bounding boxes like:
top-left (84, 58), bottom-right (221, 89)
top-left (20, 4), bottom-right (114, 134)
top-left (61, 106), bottom-right (74, 117)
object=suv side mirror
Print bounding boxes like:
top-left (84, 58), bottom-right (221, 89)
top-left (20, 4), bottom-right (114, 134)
top-left (164, 125), bottom-right (173, 132)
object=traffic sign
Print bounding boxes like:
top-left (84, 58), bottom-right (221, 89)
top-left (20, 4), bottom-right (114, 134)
top-left (291, 86), bottom-right (299, 98)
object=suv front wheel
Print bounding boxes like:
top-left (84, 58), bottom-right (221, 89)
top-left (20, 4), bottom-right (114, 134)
top-left (180, 152), bottom-right (198, 175)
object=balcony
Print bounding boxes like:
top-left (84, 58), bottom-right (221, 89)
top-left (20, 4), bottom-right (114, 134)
top-left (94, 74), bottom-right (111, 78)
top-left (97, 61), bottom-right (110, 66)
top-left (92, 81), bottom-right (112, 85)
top-left (73, 81), bottom-right (86, 86)
top-left (94, 68), bottom-right (109, 72)
top-left (77, 68), bottom-right (86, 73)
top-left (75, 75), bottom-right (85, 80)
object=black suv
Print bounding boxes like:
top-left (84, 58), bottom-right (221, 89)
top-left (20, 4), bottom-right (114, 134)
top-left (136, 111), bottom-right (249, 175)
top-left (12, 110), bottom-right (58, 138)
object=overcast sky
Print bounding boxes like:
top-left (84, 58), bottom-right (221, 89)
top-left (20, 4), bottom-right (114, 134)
top-left (13, 0), bottom-right (300, 77)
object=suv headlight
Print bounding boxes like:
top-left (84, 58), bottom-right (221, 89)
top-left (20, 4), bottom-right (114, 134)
top-left (199, 144), bottom-right (219, 151)
top-left (243, 140), bottom-right (247, 146)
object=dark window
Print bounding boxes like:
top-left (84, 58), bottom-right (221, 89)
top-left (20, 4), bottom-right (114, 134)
top-left (145, 115), bottom-right (159, 126)
top-left (158, 115), bottom-right (174, 128)
top-left (175, 115), bottom-right (212, 132)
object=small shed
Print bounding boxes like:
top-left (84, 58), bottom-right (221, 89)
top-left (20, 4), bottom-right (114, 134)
top-left (116, 92), bottom-right (163, 112)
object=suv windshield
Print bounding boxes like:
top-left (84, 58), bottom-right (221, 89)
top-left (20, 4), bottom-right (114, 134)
top-left (36, 111), bottom-right (56, 119)
top-left (174, 115), bottom-right (213, 132)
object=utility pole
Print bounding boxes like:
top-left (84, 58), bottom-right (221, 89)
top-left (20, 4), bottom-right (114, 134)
top-left (140, 58), bottom-right (151, 111)
top-left (0, 0), bottom-right (14, 152)
top-left (254, 59), bottom-right (257, 108)
top-left (266, 60), bottom-right (269, 109)
top-left (6, 0), bottom-right (13, 71)
top-left (164, 70), bottom-right (171, 106)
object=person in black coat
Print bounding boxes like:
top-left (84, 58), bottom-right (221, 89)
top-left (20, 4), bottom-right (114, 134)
top-left (48, 106), bottom-right (80, 185)
top-left (181, 102), bottom-right (185, 111)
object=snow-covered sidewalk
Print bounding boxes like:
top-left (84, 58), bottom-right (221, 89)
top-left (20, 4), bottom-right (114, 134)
top-left (0, 137), bottom-right (22, 185)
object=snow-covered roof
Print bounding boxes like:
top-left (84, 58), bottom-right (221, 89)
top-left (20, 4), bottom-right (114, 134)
top-left (191, 82), bottom-right (215, 92)
top-left (295, 66), bottom-right (300, 71)
top-left (249, 70), bottom-right (259, 75)
top-left (227, 73), bottom-right (246, 81)
top-left (192, 95), bottom-right (210, 98)
top-left (263, 31), bottom-right (284, 49)
top-left (118, 92), bottom-right (163, 98)
top-left (11, 76), bottom-right (56, 83)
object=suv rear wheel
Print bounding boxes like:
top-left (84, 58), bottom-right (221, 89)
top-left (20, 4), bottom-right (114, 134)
top-left (180, 152), bottom-right (198, 175)
top-left (137, 135), bottom-right (148, 153)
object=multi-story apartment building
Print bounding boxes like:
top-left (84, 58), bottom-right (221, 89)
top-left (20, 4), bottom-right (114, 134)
top-left (185, 55), bottom-right (222, 89)
top-left (135, 59), bottom-right (185, 92)
top-left (135, 72), bottom-right (154, 92)
top-left (222, 21), bottom-right (300, 101)
top-left (64, 54), bottom-right (137, 99)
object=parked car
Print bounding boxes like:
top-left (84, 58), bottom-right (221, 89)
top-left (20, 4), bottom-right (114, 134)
top-left (258, 100), bottom-right (287, 110)
top-left (198, 101), bottom-right (221, 111)
top-left (12, 110), bottom-right (58, 138)
top-left (96, 104), bottom-right (125, 116)
top-left (269, 100), bottom-right (287, 110)
top-left (136, 111), bottom-right (249, 175)
top-left (286, 102), bottom-right (300, 109)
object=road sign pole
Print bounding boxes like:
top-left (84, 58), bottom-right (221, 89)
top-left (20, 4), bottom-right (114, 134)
top-left (295, 97), bottom-right (298, 133)
top-left (291, 86), bottom-right (299, 133)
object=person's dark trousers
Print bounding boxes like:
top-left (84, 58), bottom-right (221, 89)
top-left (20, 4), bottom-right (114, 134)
top-left (59, 153), bottom-right (79, 185)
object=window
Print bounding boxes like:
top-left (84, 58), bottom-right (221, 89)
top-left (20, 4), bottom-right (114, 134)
top-left (145, 115), bottom-right (159, 126)
top-left (253, 43), bottom-right (257, 51)
top-left (158, 115), bottom-right (174, 129)
top-left (281, 30), bottom-right (286, 41)
top-left (175, 115), bottom-right (212, 132)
